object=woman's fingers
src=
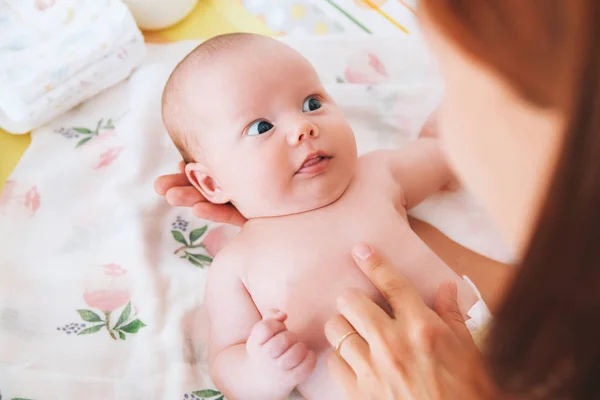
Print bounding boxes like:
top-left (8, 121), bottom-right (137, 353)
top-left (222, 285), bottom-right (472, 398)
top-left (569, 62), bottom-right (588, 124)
top-left (165, 186), bottom-right (206, 207)
top-left (327, 352), bottom-right (359, 399)
top-left (351, 243), bottom-right (427, 316)
top-left (192, 202), bottom-right (247, 227)
top-left (155, 162), bottom-right (248, 226)
top-left (154, 173), bottom-right (192, 195)
top-left (433, 281), bottom-right (473, 348)
top-left (325, 314), bottom-right (370, 373)
top-left (337, 288), bottom-right (389, 343)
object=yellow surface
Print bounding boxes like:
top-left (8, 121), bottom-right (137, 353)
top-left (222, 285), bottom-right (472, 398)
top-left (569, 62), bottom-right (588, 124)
top-left (0, 0), bottom-right (270, 193)
top-left (0, 132), bottom-right (31, 190)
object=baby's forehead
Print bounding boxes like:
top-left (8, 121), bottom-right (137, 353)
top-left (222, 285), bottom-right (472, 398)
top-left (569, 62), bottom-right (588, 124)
top-left (190, 39), bottom-right (318, 85)
top-left (187, 47), bottom-right (318, 106)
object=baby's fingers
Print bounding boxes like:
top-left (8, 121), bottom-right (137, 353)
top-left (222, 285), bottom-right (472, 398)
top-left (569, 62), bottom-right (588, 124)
top-left (248, 319), bottom-right (287, 348)
top-left (266, 330), bottom-right (297, 358)
top-left (289, 349), bottom-right (317, 383)
top-left (279, 342), bottom-right (314, 371)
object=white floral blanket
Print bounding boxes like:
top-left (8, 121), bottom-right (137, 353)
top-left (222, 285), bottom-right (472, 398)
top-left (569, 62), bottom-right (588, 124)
top-left (0, 36), bottom-right (510, 400)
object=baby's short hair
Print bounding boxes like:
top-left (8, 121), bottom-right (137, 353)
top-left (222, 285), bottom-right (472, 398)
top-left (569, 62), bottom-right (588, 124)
top-left (162, 33), bottom-right (260, 163)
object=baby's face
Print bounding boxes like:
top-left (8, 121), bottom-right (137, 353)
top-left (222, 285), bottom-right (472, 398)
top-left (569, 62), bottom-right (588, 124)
top-left (188, 41), bottom-right (357, 218)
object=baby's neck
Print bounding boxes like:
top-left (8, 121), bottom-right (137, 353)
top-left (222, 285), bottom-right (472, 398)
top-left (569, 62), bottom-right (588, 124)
top-left (244, 178), bottom-right (354, 225)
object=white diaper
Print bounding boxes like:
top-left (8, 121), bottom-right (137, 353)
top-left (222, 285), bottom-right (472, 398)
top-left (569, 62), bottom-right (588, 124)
top-left (463, 275), bottom-right (493, 335)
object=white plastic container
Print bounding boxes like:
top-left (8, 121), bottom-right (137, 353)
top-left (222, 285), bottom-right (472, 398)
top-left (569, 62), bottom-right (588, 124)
top-left (123, 0), bottom-right (198, 31)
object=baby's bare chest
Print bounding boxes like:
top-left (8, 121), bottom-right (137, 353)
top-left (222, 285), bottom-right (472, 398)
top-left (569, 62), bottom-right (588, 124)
top-left (242, 189), bottom-right (429, 352)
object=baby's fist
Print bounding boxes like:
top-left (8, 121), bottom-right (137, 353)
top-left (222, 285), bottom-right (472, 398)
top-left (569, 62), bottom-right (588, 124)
top-left (247, 310), bottom-right (316, 387)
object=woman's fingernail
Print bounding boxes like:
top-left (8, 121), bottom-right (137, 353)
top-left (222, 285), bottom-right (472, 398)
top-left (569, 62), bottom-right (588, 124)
top-left (353, 243), bottom-right (373, 260)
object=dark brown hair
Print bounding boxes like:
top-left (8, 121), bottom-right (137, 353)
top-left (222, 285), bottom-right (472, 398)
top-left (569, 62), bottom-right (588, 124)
top-left (421, 1), bottom-right (600, 398)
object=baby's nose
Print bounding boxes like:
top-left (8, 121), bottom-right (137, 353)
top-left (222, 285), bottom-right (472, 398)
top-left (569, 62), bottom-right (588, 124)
top-left (287, 121), bottom-right (319, 146)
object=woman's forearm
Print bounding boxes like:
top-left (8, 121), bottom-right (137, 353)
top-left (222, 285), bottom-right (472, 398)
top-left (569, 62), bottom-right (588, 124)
top-left (409, 216), bottom-right (514, 313)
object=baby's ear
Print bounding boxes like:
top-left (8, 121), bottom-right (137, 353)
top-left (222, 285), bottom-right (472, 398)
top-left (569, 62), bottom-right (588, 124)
top-left (185, 163), bottom-right (230, 204)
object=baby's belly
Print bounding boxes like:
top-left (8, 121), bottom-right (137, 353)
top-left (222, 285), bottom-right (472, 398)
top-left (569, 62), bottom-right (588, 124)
top-left (249, 248), bottom-right (383, 400)
top-left (244, 211), bottom-right (474, 399)
top-left (249, 246), bottom-right (384, 354)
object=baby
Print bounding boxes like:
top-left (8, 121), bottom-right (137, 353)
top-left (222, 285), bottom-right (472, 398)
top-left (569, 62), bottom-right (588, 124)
top-left (162, 33), bottom-right (479, 400)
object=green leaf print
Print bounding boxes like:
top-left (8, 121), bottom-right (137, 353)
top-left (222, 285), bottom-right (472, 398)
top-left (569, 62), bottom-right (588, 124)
top-left (73, 127), bottom-right (92, 134)
top-left (184, 252), bottom-right (212, 268)
top-left (114, 301), bottom-right (132, 329)
top-left (118, 331), bottom-right (126, 340)
top-left (95, 118), bottom-right (103, 133)
top-left (187, 256), bottom-right (203, 267)
top-left (105, 119), bottom-right (115, 129)
top-left (189, 226), bottom-right (207, 244)
top-left (77, 309), bottom-right (103, 322)
top-left (189, 253), bottom-right (212, 264)
top-left (171, 230), bottom-right (188, 246)
top-left (77, 324), bottom-right (105, 335)
top-left (193, 389), bottom-right (221, 398)
top-left (76, 136), bottom-right (93, 147)
top-left (120, 319), bottom-right (146, 333)
top-left (215, 397), bottom-right (224, 400)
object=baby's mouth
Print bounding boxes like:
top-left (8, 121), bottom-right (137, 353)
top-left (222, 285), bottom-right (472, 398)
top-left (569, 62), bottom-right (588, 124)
top-left (297, 152), bottom-right (332, 175)
top-left (303, 156), bottom-right (327, 168)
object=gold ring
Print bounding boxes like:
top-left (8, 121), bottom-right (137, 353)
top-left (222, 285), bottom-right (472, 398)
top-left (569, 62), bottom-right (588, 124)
top-left (335, 330), bottom-right (359, 354)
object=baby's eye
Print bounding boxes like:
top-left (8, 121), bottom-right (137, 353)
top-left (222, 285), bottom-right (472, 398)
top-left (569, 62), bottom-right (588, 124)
top-left (247, 120), bottom-right (274, 136)
top-left (302, 97), bottom-right (322, 113)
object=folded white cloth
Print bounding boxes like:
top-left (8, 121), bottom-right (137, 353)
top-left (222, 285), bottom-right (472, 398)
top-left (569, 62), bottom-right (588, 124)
top-left (0, 0), bottom-right (145, 133)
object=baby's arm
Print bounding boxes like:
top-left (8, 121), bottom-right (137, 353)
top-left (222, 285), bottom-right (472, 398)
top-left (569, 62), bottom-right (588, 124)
top-left (388, 137), bottom-right (457, 209)
top-left (206, 252), bottom-right (316, 400)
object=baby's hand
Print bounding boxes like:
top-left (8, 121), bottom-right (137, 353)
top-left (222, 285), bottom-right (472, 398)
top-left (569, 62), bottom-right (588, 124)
top-left (246, 310), bottom-right (316, 389)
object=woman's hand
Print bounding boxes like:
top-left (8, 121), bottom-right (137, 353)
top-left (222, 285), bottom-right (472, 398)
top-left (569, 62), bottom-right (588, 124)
top-left (154, 161), bottom-right (246, 226)
top-left (325, 243), bottom-right (499, 399)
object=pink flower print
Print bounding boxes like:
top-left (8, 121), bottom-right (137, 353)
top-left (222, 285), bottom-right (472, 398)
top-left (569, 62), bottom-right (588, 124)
top-left (35, 0), bottom-right (55, 11)
top-left (103, 263), bottom-right (127, 278)
top-left (368, 53), bottom-right (388, 77)
top-left (95, 146), bottom-right (123, 169)
top-left (23, 186), bottom-right (40, 215)
top-left (344, 53), bottom-right (390, 84)
top-left (84, 289), bottom-right (130, 313)
top-left (95, 129), bottom-right (117, 142)
top-left (203, 225), bottom-right (238, 258)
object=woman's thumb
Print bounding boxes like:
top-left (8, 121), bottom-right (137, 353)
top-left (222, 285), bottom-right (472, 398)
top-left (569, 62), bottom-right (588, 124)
top-left (434, 281), bottom-right (472, 344)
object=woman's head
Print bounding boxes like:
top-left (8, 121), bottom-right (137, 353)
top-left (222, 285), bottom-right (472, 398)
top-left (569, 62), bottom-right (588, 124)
top-left (420, 0), bottom-right (600, 397)
top-left (420, 3), bottom-right (588, 255)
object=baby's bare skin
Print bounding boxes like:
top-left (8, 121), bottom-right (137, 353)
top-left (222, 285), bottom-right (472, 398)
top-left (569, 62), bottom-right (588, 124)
top-left (205, 146), bottom-right (477, 400)
top-left (162, 33), bottom-right (478, 400)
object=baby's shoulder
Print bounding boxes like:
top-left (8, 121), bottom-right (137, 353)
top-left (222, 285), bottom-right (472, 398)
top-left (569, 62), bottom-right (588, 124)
top-left (207, 237), bottom-right (250, 280)
top-left (356, 149), bottom-right (396, 178)
top-left (358, 149), bottom-right (393, 167)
